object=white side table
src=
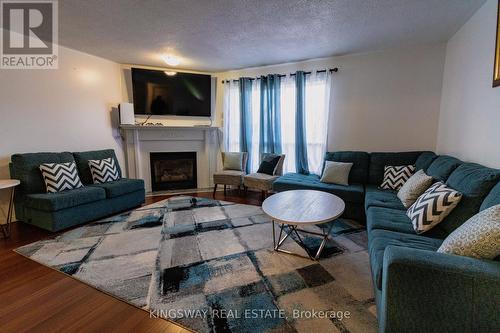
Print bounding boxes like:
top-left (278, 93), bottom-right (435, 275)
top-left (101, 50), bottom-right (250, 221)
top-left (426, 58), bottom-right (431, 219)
top-left (0, 179), bottom-right (20, 238)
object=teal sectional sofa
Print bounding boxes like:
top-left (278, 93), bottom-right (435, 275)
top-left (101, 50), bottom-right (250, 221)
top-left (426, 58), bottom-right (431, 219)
top-left (273, 151), bottom-right (500, 332)
top-left (10, 149), bottom-right (145, 232)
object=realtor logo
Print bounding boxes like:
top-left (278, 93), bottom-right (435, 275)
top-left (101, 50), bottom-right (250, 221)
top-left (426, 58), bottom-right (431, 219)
top-left (1, 0), bottom-right (58, 69)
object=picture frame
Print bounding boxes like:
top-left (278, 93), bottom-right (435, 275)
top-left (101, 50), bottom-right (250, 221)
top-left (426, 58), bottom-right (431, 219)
top-left (494, 0), bottom-right (500, 87)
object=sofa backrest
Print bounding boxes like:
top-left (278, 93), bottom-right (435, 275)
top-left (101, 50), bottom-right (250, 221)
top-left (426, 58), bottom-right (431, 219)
top-left (324, 151), bottom-right (370, 184)
top-left (368, 151), bottom-right (425, 185)
top-left (438, 163), bottom-right (500, 234)
top-left (426, 155), bottom-right (462, 182)
top-left (10, 152), bottom-right (75, 195)
top-left (481, 181), bottom-right (500, 211)
top-left (73, 149), bottom-right (122, 185)
top-left (415, 151), bottom-right (438, 172)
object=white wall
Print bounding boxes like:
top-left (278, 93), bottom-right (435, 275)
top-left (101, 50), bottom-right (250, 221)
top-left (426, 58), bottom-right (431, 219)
top-left (0, 45), bottom-right (123, 216)
top-left (437, 0), bottom-right (500, 168)
top-left (215, 43), bottom-right (446, 152)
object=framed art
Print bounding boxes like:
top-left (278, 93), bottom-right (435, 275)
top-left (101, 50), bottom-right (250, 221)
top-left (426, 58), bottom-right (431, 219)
top-left (494, 0), bottom-right (500, 87)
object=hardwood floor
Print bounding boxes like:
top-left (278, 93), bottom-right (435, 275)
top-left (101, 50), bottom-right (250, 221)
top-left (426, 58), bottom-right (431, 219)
top-left (0, 190), bottom-right (263, 333)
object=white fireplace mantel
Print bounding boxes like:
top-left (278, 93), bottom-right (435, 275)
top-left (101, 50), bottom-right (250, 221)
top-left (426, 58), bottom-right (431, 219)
top-left (120, 125), bottom-right (221, 192)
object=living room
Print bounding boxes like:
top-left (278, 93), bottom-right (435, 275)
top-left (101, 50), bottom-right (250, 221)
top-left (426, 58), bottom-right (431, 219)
top-left (0, 0), bottom-right (499, 332)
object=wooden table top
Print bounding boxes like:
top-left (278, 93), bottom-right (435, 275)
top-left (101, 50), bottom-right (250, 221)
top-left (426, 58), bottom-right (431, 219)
top-left (262, 190), bottom-right (345, 225)
top-left (0, 179), bottom-right (20, 190)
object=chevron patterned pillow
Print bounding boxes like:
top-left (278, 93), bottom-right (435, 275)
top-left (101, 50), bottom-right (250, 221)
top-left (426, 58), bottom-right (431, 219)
top-left (39, 162), bottom-right (83, 193)
top-left (407, 182), bottom-right (462, 234)
top-left (380, 165), bottom-right (415, 190)
top-left (88, 158), bottom-right (120, 184)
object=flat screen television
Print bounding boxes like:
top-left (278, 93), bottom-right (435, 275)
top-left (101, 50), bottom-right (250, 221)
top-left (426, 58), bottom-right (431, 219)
top-left (131, 68), bottom-right (212, 117)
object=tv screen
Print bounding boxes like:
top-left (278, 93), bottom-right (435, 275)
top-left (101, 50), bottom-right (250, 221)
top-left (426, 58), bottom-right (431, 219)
top-left (131, 68), bottom-right (212, 117)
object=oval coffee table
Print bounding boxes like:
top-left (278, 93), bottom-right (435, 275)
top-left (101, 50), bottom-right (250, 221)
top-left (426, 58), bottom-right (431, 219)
top-left (262, 190), bottom-right (345, 260)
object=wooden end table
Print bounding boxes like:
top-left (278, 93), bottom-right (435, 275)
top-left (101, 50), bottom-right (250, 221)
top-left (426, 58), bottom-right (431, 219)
top-left (1, 179), bottom-right (20, 239)
top-left (262, 190), bottom-right (345, 261)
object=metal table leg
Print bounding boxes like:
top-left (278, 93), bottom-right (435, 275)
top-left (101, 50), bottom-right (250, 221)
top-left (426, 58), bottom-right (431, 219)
top-left (1, 187), bottom-right (14, 239)
top-left (272, 220), bottom-right (336, 261)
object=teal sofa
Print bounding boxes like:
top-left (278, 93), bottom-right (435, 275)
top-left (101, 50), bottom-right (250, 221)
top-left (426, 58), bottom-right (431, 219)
top-left (273, 151), bottom-right (500, 332)
top-left (10, 149), bottom-right (145, 232)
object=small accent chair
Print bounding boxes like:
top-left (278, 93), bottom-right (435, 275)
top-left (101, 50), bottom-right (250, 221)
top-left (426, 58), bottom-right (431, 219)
top-left (244, 153), bottom-right (285, 200)
top-left (213, 152), bottom-right (248, 197)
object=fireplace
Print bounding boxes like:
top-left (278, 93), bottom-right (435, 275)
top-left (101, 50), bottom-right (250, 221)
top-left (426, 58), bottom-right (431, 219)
top-left (150, 152), bottom-right (197, 191)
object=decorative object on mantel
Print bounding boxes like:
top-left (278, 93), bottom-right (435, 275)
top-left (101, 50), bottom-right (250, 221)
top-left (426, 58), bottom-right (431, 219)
top-left (118, 102), bottom-right (135, 125)
top-left (494, 0), bottom-right (500, 87)
top-left (0, 179), bottom-right (20, 238)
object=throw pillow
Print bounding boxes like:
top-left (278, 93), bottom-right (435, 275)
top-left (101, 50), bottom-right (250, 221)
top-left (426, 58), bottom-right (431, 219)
top-left (320, 161), bottom-right (353, 185)
top-left (437, 204), bottom-right (500, 259)
top-left (407, 182), bottom-right (462, 234)
top-left (88, 157), bottom-right (120, 184)
top-left (223, 152), bottom-right (243, 171)
top-left (397, 169), bottom-right (433, 208)
top-left (39, 162), bottom-right (83, 193)
top-left (257, 154), bottom-right (281, 175)
top-left (380, 165), bottom-right (415, 190)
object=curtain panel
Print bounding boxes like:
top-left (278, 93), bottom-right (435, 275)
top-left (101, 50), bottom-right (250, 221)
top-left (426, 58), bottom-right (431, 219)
top-left (239, 78), bottom-right (253, 172)
top-left (294, 71), bottom-right (309, 174)
top-left (259, 74), bottom-right (282, 155)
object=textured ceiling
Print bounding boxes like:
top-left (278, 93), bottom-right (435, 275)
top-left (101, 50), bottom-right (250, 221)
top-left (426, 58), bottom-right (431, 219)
top-left (58, 0), bottom-right (485, 72)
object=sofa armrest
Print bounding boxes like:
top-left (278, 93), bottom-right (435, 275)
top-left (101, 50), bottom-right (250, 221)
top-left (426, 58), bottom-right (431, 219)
top-left (380, 245), bottom-right (500, 333)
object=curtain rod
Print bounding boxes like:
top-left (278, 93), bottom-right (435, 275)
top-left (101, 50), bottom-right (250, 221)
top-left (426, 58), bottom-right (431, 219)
top-left (221, 67), bottom-right (338, 83)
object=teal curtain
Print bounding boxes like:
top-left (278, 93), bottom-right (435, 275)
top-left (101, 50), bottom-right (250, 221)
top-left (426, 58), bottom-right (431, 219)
top-left (259, 74), bottom-right (282, 155)
top-left (239, 77), bottom-right (253, 171)
top-left (295, 71), bottom-right (309, 174)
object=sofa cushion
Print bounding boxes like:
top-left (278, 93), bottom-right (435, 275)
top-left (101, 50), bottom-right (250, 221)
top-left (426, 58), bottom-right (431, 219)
top-left (439, 163), bottom-right (500, 234)
top-left (397, 169), bottom-right (434, 208)
top-left (481, 182), bottom-right (500, 211)
top-left (365, 185), bottom-right (405, 211)
top-left (90, 178), bottom-right (145, 199)
top-left (73, 149), bottom-right (122, 185)
top-left (366, 206), bottom-right (447, 238)
top-left (39, 162), bottom-right (83, 193)
top-left (438, 205), bottom-right (500, 259)
top-left (380, 165), bottom-right (415, 190)
top-left (369, 229), bottom-right (443, 289)
top-left (368, 151), bottom-right (424, 185)
top-left (320, 161), bottom-right (353, 185)
top-left (272, 173), bottom-right (364, 203)
top-left (10, 152), bottom-right (75, 195)
top-left (324, 151), bottom-right (370, 184)
top-left (407, 182), bottom-right (463, 234)
top-left (25, 186), bottom-right (106, 211)
top-left (415, 151), bottom-right (438, 172)
top-left (426, 155), bottom-right (462, 182)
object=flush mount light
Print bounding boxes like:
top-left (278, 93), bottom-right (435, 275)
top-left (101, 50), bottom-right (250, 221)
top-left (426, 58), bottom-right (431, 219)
top-left (161, 54), bottom-right (181, 66)
top-left (164, 71), bottom-right (177, 76)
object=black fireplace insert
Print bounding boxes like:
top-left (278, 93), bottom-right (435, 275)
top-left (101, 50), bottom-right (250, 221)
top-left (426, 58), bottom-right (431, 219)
top-left (150, 152), bottom-right (197, 191)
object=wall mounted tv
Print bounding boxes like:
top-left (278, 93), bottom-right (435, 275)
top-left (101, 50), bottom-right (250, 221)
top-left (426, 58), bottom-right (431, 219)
top-left (131, 68), bottom-right (212, 117)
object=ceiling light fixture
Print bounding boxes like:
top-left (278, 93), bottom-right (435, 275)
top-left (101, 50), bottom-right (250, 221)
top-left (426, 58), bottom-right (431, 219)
top-left (161, 54), bottom-right (181, 66)
top-left (164, 71), bottom-right (177, 76)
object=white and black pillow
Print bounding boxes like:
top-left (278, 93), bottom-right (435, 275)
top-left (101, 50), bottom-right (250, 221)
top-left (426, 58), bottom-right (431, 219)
top-left (380, 165), bottom-right (415, 190)
top-left (88, 158), bottom-right (120, 184)
top-left (39, 162), bottom-right (83, 193)
top-left (407, 182), bottom-right (462, 234)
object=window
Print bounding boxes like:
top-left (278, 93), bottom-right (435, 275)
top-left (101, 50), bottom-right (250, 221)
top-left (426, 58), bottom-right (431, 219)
top-left (223, 71), bottom-right (331, 175)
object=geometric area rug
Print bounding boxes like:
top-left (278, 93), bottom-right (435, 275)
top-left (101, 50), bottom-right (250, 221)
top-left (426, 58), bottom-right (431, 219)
top-left (15, 196), bottom-right (377, 333)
